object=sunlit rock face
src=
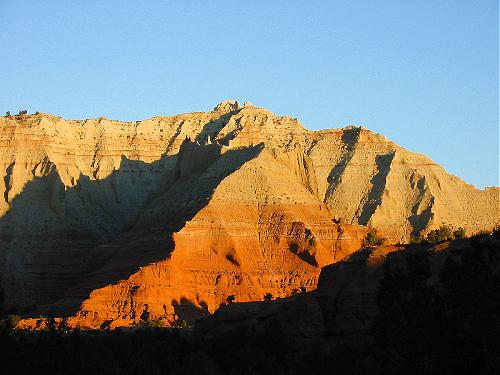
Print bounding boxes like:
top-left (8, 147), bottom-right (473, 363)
top-left (0, 101), bottom-right (497, 326)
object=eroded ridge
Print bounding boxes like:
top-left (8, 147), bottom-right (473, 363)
top-left (1, 101), bottom-right (497, 327)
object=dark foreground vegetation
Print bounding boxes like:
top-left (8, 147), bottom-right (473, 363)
top-left (0, 232), bottom-right (499, 375)
top-left (374, 233), bottom-right (500, 374)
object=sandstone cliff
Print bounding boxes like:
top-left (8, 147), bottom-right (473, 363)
top-left (0, 100), bottom-right (497, 326)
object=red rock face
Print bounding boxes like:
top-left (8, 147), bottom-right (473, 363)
top-left (71, 205), bottom-right (366, 328)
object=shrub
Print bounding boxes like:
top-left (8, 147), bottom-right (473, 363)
top-left (140, 309), bottom-right (150, 321)
top-left (134, 318), bottom-right (165, 328)
top-left (426, 225), bottom-right (453, 244)
top-left (410, 234), bottom-right (426, 245)
top-left (362, 230), bottom-right (382, 247)
top-left (45, 317), bottom-right (56, 332)
top-left (299, 280), bottom-right (307, 293)
top-left (59, 317), bottom-right (69, 331)
top-left (453, 227), bottom-right (466, 239)
top-left (172, 319), bottom-right (189, 328)
top-left (5, 111), bottom-right (11, 117)
top-left (474, 230), bottom-right (491, 237)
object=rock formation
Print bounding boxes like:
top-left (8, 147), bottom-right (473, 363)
top-left (0, 101), bottom-right (498, 327)
top-left (195, 234), bottom-right (500, 342)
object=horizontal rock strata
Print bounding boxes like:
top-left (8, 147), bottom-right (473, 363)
top-left (0, 100), bottom-right (497, 327)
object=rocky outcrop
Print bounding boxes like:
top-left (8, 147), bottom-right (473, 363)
top-left (308, 126), bottom-right (499, 243)
top-left (1, 101), bottom-right (497, 326)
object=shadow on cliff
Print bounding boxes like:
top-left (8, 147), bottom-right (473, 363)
top-left (172, 297), bottom-right (210, 323)
top-left (0, 130), bottom-right (263, 316)
top-left (408, 175), bottom-right (434, 238)
top-left (194, 109), bottom-right (240, 146)
top-left (358, 151), bottom-right (395, 225)
top-left (324, 127), bottom-right (360, 203)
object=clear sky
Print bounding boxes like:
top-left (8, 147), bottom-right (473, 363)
top-left (0, 1), bottom-right (498, 188)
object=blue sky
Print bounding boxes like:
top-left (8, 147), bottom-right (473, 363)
top-left (0, 1), bottom-right (498, 188)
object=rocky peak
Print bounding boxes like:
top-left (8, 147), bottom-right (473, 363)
top-left (212, 100), bottom-right (253, 113)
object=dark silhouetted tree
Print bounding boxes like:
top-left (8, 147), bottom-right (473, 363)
top-left (374, 237), bottom-right (500, 373)
top-left (263, 293), bottom-right (273, 302)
